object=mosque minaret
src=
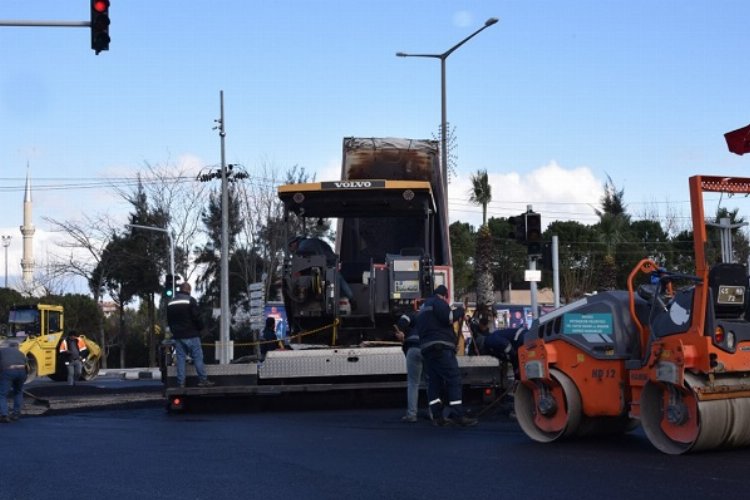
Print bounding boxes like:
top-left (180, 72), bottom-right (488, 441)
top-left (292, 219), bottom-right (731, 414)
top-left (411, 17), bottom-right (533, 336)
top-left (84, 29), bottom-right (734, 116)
top-left (20, 164), bottom-right (35, 284)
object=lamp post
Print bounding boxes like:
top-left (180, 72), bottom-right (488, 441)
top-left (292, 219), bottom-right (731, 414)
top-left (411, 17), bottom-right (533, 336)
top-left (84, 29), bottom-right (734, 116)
top-left (2, 235), bottom-right (11, 288)
top-left (126, 224), bottom-right (175, 297)
top-left (397, 17), bottom-right (499, 195)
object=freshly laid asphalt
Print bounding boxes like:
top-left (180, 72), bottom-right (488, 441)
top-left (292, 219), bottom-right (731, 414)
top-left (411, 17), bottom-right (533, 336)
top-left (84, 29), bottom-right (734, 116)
top-left (18, 368), bottom-right (164, 416)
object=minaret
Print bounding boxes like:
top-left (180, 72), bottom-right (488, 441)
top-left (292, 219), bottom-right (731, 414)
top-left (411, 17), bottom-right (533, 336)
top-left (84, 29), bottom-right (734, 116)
top-left (20, 164), bottom-right (35, 284)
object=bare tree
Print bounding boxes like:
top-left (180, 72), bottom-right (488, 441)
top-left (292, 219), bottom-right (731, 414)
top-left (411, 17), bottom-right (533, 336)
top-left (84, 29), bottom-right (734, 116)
top-left (43, 213), bottom-right (118, 365)
top-left (137, 161), bottom-right (208, 282)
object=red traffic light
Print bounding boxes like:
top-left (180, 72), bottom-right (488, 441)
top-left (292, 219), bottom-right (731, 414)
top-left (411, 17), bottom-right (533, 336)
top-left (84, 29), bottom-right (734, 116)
top-left (93, 0), bottom-right (109, 13)
top-left (90, 0), bottom-right (111, 54)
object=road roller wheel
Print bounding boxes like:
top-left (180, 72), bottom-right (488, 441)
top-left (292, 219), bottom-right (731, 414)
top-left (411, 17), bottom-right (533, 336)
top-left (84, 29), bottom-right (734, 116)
top-left (641, 380), bottom-right (701, 454)
top-left (515, 368), bottom-right (582, 443)
top-left (81, 358), bottom-right (101, 381)
top-left (642, 374), bottom-right (750, 454)
top-left (25, 355), bottom-right (38, 384)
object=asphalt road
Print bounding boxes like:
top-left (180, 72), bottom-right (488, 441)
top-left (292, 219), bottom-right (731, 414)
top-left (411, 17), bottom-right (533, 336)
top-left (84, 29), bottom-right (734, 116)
top-left (3, 387), bottom-right (749, 500)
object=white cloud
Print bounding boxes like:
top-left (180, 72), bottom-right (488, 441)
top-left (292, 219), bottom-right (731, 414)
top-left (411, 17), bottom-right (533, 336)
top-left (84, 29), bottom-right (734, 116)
top-left (317, 157), bottom-right (343, 181)
top-left (449, 161), bottom-right (604, 229)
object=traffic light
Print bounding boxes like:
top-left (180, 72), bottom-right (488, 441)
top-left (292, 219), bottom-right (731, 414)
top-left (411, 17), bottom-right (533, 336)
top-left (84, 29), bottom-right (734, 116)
top-left (525, 212), bottom-right (542, 257)
top-left (524, 212), bottom-right (542, 242)
top-left (90, 0), bottom-right (111, 55)
top-left (164, 274), bottom-right (174, 299)
top-left (508, 215), bottom-right (527, 243)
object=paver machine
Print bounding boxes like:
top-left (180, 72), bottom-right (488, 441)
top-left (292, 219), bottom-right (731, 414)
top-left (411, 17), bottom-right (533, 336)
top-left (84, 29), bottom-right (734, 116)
top-left (514, 175), bottom-right (750, 454)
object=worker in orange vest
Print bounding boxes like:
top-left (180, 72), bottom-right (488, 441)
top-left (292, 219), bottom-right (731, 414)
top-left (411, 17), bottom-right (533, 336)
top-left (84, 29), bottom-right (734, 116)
top-left (59, 331), bottom-right (89, 386)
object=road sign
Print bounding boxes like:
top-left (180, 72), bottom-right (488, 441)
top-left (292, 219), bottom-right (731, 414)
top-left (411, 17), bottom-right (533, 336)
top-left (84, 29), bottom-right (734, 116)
top-left (248, 282), bottom-right (264, 292)
top-left (249, 290), bottom-right (265, 300)
top-left (249, 299), bottom-right (264, 308)
top-left (249, 307), bottom-right (264, 317)
top-left (524, 269), bottom-right (542, 282)
top-left (250, 320), bottom-right (265, 330)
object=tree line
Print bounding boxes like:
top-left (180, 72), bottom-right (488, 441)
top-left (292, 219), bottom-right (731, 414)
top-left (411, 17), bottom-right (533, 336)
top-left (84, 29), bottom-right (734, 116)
top-left (456, 174), bottom-right (749, 304)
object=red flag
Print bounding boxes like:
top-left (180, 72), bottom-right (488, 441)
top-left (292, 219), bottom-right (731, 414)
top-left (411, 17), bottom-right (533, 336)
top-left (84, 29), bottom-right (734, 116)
top-left (724, 124), bottom-right (750, 156)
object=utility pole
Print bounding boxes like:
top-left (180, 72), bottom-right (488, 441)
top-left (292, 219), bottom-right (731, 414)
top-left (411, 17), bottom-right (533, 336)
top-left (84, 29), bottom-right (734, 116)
top-left (217, 91), bottom-right (231, 365)
top-left (197, 93), bottom-right (248, 364)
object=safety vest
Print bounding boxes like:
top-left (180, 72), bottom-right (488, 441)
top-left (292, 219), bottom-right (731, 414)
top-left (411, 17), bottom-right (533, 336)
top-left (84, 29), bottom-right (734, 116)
top-left (59, 336), bottom-right (87, 353)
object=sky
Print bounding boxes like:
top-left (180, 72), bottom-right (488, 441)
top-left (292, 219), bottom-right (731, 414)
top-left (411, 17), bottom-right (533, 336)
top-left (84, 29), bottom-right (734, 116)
top-left (2, 0), bottom-right (750, 288)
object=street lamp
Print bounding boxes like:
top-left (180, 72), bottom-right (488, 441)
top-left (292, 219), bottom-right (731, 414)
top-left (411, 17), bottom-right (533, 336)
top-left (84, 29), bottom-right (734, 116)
top-left (397, 17), bottom-right (499, 196)
top-left (126, 224), bottom-right (175, 297)
top-left (2, 235), bottom-right (11, 288)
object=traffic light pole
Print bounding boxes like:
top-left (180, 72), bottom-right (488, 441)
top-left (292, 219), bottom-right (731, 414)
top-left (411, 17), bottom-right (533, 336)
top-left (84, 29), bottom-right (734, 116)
top-left (529, 256), bottom-right (539, 320)
top-left (0, 20), bottom-right (89, 27)
top-left (1, 0), bottom-right (110, 54)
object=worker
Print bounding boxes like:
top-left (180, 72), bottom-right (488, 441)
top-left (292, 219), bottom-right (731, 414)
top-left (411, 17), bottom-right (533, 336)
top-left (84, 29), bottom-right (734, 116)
top-left (59, 330), bottom-right (89, 386)
top-left (0, 340), bottom-right (27, 423)
top-left (417, 285), bottom-right (478, 427)
top-left (166, 282), bottom-right (215, 388)
top-left (288, 235), bottom-right (356, 308)
top-left (260, 316), bottom-right (284, 360)
top-left (394, 308), bottom-right (424, 423)
top-left (469, 317), bottom-right (525, 379)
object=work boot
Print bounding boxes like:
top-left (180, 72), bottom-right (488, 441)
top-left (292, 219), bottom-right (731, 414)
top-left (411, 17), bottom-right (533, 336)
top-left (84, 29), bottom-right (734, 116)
top-left (432, 417), bottom-right (454, 427)
top-left (452, 415), bottom-right (478, 427)
top-left (401, 414), bottom-right (417, 423)
top-left (197, 379), bottom-right (215, 387)
top-left (0, 416), bottom-right (10, 424)
top-left (10, 414), bottom-right (20, 422)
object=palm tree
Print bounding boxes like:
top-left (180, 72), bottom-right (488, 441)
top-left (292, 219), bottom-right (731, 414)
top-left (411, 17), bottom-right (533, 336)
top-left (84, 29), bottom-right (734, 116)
top-left (469, 169), bottom-right (494, 306)
top-left (469, 170), bottom-right (492, 226)
top-left (594, 175), bottom-right (630, 290)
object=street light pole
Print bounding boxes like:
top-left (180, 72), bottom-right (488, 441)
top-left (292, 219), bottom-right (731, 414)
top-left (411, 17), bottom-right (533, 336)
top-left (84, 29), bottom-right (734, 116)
top-left (2, 235), bottom-right (11, 288)
top-left (397, 17), bottom-right (499, 196)
top-left (126, 224), bottom-right (175, 297)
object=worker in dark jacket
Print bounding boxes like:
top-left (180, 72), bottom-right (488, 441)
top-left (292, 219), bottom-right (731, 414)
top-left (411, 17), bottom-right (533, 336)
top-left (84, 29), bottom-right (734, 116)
top-left (260, 316), bottom-right (284, 360)
top-left (394, 309), bottom-right (423, 423)
top-left (0, 340), bottom-right (28, 423)
top-left (485, 327), bottom-right (525, 378)
top-left (166, 282), bottom-right (214, 388)
top-left (417, 285), bottom-right (477, 427)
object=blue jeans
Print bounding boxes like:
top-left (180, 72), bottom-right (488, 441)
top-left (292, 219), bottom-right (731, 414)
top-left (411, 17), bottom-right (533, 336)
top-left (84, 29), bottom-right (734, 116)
top-left (174, 337), bottom-right (208, 385)
top-left (422, 347), bottom-right (464, 418)
top-left (405, 347), bottom-right (424, 418)
top-left (0, 368), bottom-right (27, 417)
top-left (67, 359), bottom-right (82, 385)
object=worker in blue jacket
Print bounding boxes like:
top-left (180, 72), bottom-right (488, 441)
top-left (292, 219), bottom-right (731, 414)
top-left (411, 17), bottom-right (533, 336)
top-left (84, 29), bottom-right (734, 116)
top-left (394, 309), bottom-right (423, 423)
top-left (417, 285), bottom-right (478, 427)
